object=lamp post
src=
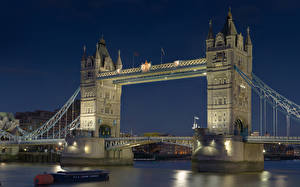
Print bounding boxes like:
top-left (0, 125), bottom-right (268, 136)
top-left (193, 116), bottom-right (199, 130)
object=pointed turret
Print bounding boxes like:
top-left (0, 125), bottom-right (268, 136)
top-left (245, 27), bottom-right (252, 45)
top-left (207, 19), bottom-right (214, 40)
top-left (81, 45), bottom-right (87, 61)
top-left (245, 27), bottom-right (253, 55)
top-left (116, 50), bottom-right (123, 70)
top-left (95, 43), bottom-right (103, 69)
top-left (99, 34), bottom-right (106, 46)
top-left (222, 7), bottom-right (237, 36)
top-left (81, 45), bottom-right (87, 69)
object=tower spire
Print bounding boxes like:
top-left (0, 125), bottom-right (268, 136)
top-left (116, 49), bottom-right (123, 70)
top-left (228, 6), bottom-right (232, 19)
top-left (222, 7), bottom-right (237, 36)
top-left (207, 19), bottom-right (214, 40)
top-left (245, 27), bottom-right (252, 45)
top-left (81, 45), bottom-right (87, 61)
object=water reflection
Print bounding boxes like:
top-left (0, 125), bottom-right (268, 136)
top-left (173, 170), bottom-right (191, 187)
top-left (0, 161), bottom-right (299, 187)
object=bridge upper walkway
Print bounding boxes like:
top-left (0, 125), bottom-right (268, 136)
top-left (97, 58), bottom-right (207, 85)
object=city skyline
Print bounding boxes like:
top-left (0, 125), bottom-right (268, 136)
top-left (1, 0), bottom-right (300, 136)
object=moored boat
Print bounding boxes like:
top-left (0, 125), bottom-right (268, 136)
top-left (34, 170), bottom-right (109, 185)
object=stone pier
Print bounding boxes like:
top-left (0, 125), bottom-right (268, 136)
top-left (60, 137), bottom-right (133, 166)
top-left (191, 130), bottom-right (264, 173)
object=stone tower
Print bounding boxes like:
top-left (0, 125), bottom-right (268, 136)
top-left (206, 9), bottom-right (253, 135)
top-left (80, 37), bottom-right (122, 137)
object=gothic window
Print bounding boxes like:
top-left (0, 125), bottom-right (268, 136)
top-left (214, 79), bottom-right (218, 85)
top-left (111, 110), bottom-right (113, 114)
top-left (224, 97), bottom-right (227, 104)
top-left (218, 98), bottom-right (222, 105)
top-left (105, 107), bottom-right (109, 114)
top-left (105, 92), bottom-right (110, 99)
top-left (101, 108), bottom-right (104, 114)
top-left (219, 79), bottom-right (222, 84)
top-left (218, 116), bottom-right (222, 122)
top-left (87, 72), bottom-right (93, 79)
top-left (224, 78), bottom-right (227, 84)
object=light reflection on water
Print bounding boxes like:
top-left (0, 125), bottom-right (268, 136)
top-left (0, 160), bottom-right (299, 187)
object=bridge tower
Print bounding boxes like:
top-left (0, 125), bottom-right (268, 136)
top-left (206, 9), bottom-right (253, 135)
top-left (80, 37), bottom-right (122, 137)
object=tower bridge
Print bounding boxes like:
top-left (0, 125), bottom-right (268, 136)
top-left (1, 9), bottom-right (300, 172)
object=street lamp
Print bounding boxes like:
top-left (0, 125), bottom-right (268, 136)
top-left (192, 116), bottom-right (199, 130)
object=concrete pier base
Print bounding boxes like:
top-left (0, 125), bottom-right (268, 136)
top-left (192, 133), bottom-right (264, 173)
top-left (61, 137), bottom-right (133, 166)
top-left (0, 145), bottom-right (19, 161)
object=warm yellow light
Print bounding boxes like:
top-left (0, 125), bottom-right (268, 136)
top-left (210, 139), bottom-right (216, 147)
top-left (58, 142), bottom-right (62, 146)
top-left (263, 149), bottom-right (266, 153)
top-left (84, 146), bottom-right (90, 153)
top-left (224, 140), bottom-right (232, 156)
top-left (24, 148), bottom-right (27, 151)
top-left (174, 60), bottom-right (180, 66)
top-left (73, 141), bottom-right (77, 146)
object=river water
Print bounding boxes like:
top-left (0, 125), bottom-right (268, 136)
top-left (0, 160), bottom-right (300, 187)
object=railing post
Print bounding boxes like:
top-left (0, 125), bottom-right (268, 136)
top-left (272, 105), bottom-right (276, 136)
top-left (286, 114), bottom-right (290, 137)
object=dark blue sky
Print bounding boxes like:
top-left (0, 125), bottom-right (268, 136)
top-left (0, 0), bottom-right (300, 136)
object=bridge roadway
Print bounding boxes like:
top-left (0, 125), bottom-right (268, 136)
top-left (3, 136), bottom-right (300, 149)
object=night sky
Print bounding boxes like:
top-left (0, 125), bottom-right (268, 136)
top-left (0, 0), bottom-right (300, 136)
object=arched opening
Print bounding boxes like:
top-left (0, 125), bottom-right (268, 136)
top-left (234, 119), bottom-right (248, 137)
top-left (99, 125), bottom-right (111, 138)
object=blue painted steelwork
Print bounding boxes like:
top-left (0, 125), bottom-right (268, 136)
top-left (234, 65), bottom-right (300, 121)
top-left (245, 136), bottom-right (300, 144)
top-left (24, 87), bottom-right (80, 140)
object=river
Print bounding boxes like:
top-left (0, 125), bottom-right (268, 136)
top-left (0, 160), bottom-right (300, 187)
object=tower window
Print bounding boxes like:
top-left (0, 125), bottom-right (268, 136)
top-left (105, 92), bottom-right (110, 99)
top-left (224, 98), bottom-right (227, 104)
top-left (105, 107), bottom-right (110, 114)
top-left (218, 98), bottom-right (222, 105)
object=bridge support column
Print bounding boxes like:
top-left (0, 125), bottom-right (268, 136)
top-left (192, 130), bottom-right (264, 173)
top-left (60, 137), bottom-right (133, 166)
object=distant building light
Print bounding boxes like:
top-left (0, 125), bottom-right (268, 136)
top-left (240, 84), bottom-right (246, 89)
